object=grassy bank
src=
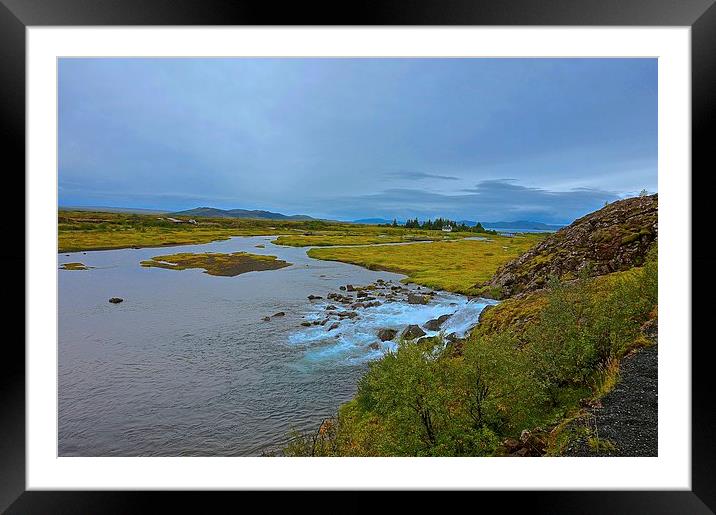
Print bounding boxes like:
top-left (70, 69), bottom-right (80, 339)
top-left (283, 246), bottom-right (657, 456)
top-left (307, 234), bottom-right (546, 295)
top-left (58, 210), bottom-right (491, 252)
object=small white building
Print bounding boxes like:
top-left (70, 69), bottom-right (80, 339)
top-left (442, 225), bottom-right (453, 232)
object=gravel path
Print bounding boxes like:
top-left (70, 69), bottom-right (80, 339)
top-left (565, 345), bottom-right (658, 457)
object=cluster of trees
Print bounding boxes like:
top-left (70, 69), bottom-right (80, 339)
top-left (391, 217), bottom-right (497, 234)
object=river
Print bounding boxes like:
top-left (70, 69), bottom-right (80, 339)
top-left (58, 236), bottom-right (495, 456)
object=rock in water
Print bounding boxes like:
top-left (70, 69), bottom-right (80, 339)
top-left (272, 312), bottom-right (285, 317)
top-left (108, 297), bottom-right (123, 304)
top-left (423, 314), bottom-right (452, 331)
top-left (368, 342), bottom-right (381, 350)
top-left (262, 316), bottom-right (271, 322)
top-left (402, 324), bottom-right (426, 340)
top-left (327, 322), bottom-right (340, 331)
top-left (377, 328), bottom-right (398, 341)
top-left (407, 293), bottom-right (429, 305)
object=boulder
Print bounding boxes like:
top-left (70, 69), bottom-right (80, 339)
top-left (337, 311), bottom-right (358, 318)
top-left (307, 295), bottom-right (323, 300)
top-left (357, 291), bottom-right (369, 298)
top-left (402, 324), bottom-right (426, 340)
top-left (300, 322), bottom-right (312, 327)
top-left (377, 328), bottom-right (398, 341)
top-left (272, 311), bottom-right (285, 317)
top-left (346, 284), bottom-right (355, 292)
top-left (325, 305), bottom-right (337, 310)
top-left (423, 314), bottom-right (452, 331)
top-left (262, 316), bottom-right (271, 322)
top-left (368, 342), bottom-right (381, 351)
top-left (108, 297), bottom-right (123, 304)
top-left (339, 286), bottom-right (346, 291)
top-left (407, 293), bottom-right (429, 305)
top-left (327, 322), bottom-right (340, 331)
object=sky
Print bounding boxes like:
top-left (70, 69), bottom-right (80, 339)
top-left (58, 58), bottom-right (657, 224)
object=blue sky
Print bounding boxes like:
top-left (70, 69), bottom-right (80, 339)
top-left (59, 58), bottom-right (657, 224)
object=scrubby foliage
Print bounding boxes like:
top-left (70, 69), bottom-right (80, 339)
top-left (283, 246), bottom-right (657, 456)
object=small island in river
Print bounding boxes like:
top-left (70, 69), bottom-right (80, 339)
top-left (140, 251), bottom-right (292, 277)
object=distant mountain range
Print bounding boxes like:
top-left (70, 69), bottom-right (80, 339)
top-left (170, 207), bottom-right (316, 221)
top-left (60, 205), bottom-right (167, 215)
top-left (352, 218), bottom-right (564, 230)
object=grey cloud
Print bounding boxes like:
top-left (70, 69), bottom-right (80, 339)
top-left (385, 171), bottom-right (460, 181)
top-left (320, 179), bottom-right (620, 224)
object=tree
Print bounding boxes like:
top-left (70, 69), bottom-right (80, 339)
top-left (639, 189), bottom-right (649, 197)
top-left (392, 218), bottom-right (398, 227)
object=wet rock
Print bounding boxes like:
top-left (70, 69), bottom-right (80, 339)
top-left (337, 311), bottom-right (358, 319)
top-left (108, 297), bottom-right (123, 304)
top-left (262, 316), bottom-right (271, 322)
top-left (377, 328), bottom-right (398, 341)
top-left (327, 322), bottom-right (340, 331)
top-left (339, 286), bottom-right (346, 291)
top-left (357, 291), bottom-right (369, 298)
top-left (423, 314), bottom-right (452, 331)
top-left (407, 293), bottom-right (429, 305)
top-left (402, 324), bottom-right (426, 340)
top-left (307, 295), bottom-right (323, 300)
top-left (365, 301), bottom-right (381, 308)
top-left (320, 319), bottom-right (328, 326)
top-left (300, 322), bottom-right (312, 327)
top-left (325, 305), bottom-right (337, 310)
top-left (312, 320), bottom-right (321, 325)
top-left (272, 312), bottom-right (285, 317)
top-left (351, 302), bottom-right (365, 309)
top-left (346, 284), bottom-right (355, 292)
top-left (368, 342), bottom-right (381, 351)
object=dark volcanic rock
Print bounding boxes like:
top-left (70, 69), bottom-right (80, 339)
top-left (402, 324), bottom-right (426, 340)
top-left (377, 328), bottom-right (398, 341)
top-left (272, 312), bottom-right (285, 317)
top-left (300, 321), bottom-right (312, 327)
top-left (327, 322), bottom-right (340, 331)
top-left (479, 195), bottom-right (658, 298)
top-left (423, 314), bottom-right (452, 331)
top-left (108, 297), bottom-right (123, 304)
top-left (407, 293), bottom-right (429, 305)
top-left (307, 295), bottom-right (323, 300)
top-left (368, 342), bottom-right (381, 351)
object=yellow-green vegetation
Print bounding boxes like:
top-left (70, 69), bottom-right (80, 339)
top-left (307, 234), bottom-right (546, 295)
top-left (58, 210), bottom-right (491, 252)
top-left (284, 246), bottom-right (657, 457)
top-left (140, 252), bottom-right (291, 277)
top-left (274, 229), bottom-right (476, 247)
top-left (59, 262), bottom-right (92, 271)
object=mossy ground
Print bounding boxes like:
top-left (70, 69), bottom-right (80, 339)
top-left (59, 262), bottom-right (92, 270)
top-left (140, 252), bottom-right (291, 277)
top-left (307, 234), bottom-right (546, 294)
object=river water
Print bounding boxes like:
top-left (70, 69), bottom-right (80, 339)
top-left (58, 236), bottom-right (495, 456)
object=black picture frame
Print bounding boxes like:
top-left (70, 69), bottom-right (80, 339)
top-left (2, 0), bottom-right (713, 511)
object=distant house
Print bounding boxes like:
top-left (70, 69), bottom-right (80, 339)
top-left (442, 225), bottom-right (453, 232)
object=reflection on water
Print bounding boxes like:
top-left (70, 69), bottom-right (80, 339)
top-left (58, 236), bottom-right (493, 456)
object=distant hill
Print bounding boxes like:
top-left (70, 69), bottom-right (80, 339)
top-left (353, 218), bottom-right (394, 225)
top-left (170, 207), bottom-right (316, 221)
top-left (483, 220), bottom-right (564, 231)
top-left (60, 205), bottom-right (167, 215)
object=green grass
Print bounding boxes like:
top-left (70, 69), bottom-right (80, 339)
top-left (140, 252), bottom-right (291, 277)
top-left (307, 234), bottom-right (546, 294)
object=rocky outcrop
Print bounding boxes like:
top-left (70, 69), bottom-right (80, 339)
top-left (479, 195), bottom-right (658, 298)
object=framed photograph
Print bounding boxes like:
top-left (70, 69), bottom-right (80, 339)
top-left (3, 0), bottom-right (713, 510)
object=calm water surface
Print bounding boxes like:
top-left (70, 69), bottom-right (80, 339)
top-left (58, 236), bottom-right (494, 456)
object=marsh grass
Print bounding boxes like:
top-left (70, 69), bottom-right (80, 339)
top-left (140, 252), bottom-right (291, 277)
top-left (307, 234), bottom-right (546, 294)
